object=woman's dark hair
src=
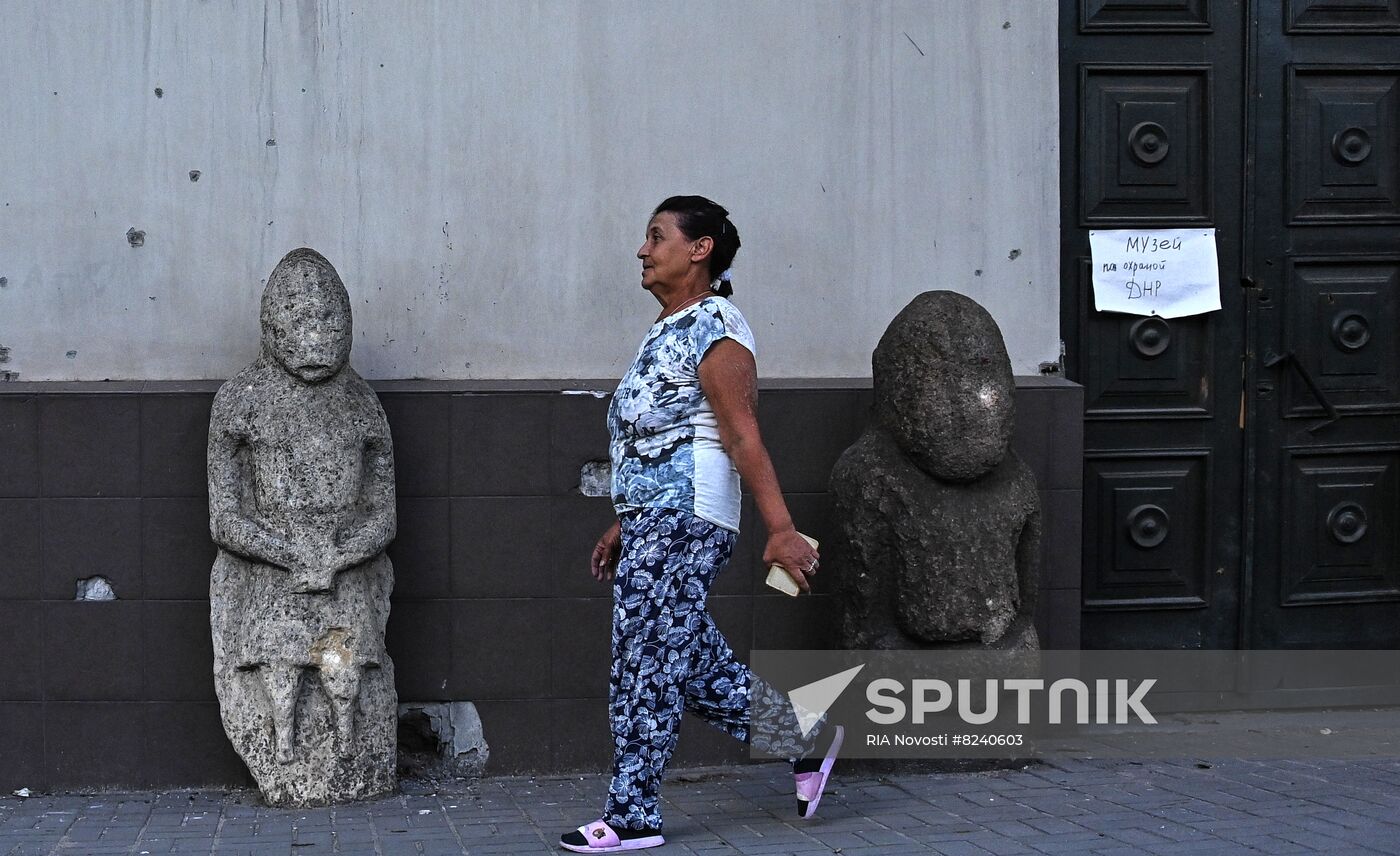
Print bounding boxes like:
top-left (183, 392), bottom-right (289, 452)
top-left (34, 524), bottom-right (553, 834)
top-left (652, 195), bottom-right (741, 297)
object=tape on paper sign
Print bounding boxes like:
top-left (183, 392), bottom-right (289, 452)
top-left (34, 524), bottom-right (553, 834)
top-left (1089, 229), bottom-right (1221, 318)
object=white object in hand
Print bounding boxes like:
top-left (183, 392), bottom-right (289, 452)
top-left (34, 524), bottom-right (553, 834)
top-left (764, 533), bottom-right (819, 597)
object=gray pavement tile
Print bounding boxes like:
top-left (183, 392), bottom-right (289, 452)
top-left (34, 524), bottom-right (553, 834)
top-left (4, 844), bottom-right (66, 856)
top-left (1026, 831), bottom-right (1115, 853)
top-left (1146, 845), bottom-right (1257, 856)
top-left (57, 825), bottom-right (109, 840)
top-left (1143, 822), bottom-right (1217, 843)
top-left (1278, 810), bottom-right (1380, 833)
top-left (1186, 808), bottom-right (1289, 829)
top-left (205, 837), bottom-right (276, 847)
top-left (1100, 826), bottom-right (1174, 847)
top-left (1147, 803), bottom-right (1233, 824)
top-left (956, 807), bottom-right (1060, 824)
top-left (954, 832), bottom-right (1044, 855)
top-left (923, 840), bottom-right (999, 855)
top-left (1208, 828), bottom-right (1311, 850)
top-left (852, 827), bottom-right (918, 845)
top-left (982, 820), bottom-right (1047, 839)
top-left (1256, 833), bottom-right (1337, 853)
top-left (1021, 817), bottom-right (1086, 836)
top-left (466, 843), bottom-right (553, 855)
top-left (1006, 798), bottom-right (1096, 817)
top-left (719, 842), bottom-right (823, 854)
top-left (873, 811), bottom-right (940, 831)
top-left (1333, 837), bottom-right (1400, 855)
top-left (782, 815), bottom-right (880, 834)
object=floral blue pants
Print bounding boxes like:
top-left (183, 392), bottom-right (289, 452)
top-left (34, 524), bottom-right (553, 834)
top-left (599, 509), bottom-right (812, 829)
top-left (604, 508), bottom-right (811, 832)
top-left (604, 508), bottom-right (743, 831)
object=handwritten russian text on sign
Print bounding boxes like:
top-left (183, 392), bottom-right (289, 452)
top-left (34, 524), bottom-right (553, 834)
top-left (1089, 229), bottom-right (1221, 318)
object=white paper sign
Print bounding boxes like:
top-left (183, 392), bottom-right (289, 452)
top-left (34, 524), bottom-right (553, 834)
top-left (1089, 229), bottom-right (1221, 318)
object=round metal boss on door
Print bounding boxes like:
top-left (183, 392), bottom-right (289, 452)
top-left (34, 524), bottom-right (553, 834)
top-left (1327, 502), bottom-right (1368, 544)
top-left (1330, 311), bottom-right (1371, 351)
top-left (1331, 127), bottom-right (1372, 165)
top-left (1129, 316), bottom-right (1172, 358)
top-left (1127, 504), bottom-right (1170, 549)
top-left (1129, 121), bottom-right (1171, 165)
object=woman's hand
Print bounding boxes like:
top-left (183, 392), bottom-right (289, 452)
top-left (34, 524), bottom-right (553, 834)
top-left (591, 519), bottom-right (623, 582)
top-left (763, 528), bottom-right (819, 594)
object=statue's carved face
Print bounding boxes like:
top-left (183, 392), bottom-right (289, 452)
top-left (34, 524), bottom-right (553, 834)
top-left (260, 250), bottom-right (353, 384)
top-left (872, 291), bottom-right (1015, 482)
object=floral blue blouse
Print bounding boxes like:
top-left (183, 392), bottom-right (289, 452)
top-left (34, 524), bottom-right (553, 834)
top-left (608, 296), bottom-right (756, 532)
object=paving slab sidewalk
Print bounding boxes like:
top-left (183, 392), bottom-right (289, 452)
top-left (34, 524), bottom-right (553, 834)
top-left (3, 758), bottom-right (1398, 855)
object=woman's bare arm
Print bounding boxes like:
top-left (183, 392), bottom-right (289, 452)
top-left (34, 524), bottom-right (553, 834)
top-left (699, 338), bottom-right (820, 591)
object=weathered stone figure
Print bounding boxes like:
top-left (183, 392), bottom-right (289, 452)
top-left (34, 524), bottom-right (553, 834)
top-left (832, 291), bottom-right (1041, 650)
top-left (208, 248), bottom-right (397, 806)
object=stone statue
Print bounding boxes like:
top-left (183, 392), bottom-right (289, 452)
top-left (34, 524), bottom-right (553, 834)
top-left (208, 248), bottom-right (397, 806)
top-left (832, 291), bottom-right (1041, 651)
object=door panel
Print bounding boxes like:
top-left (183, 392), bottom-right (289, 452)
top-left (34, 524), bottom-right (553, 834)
top-left (1286, 67), bottom-right (1400, 224)
top-left (1285, 1), bottom-right (1400, 35)
top-left (1079, 308), bottom-right (1214, 416)
top-left (1083, 450), bottom-right (1214, 609)
top-left (1284, 258), bottom-right (1400, 413)
top-left (1278, 446), bottom-right (1400, 605)
top-left (1247, 6), bottom-right (1400, 647)
top-left (1061, 0), bottom-right (1246, 648)
top-left (1081, 0), bottom-right (1213, 32)
top-left (1080, 65), bottom-right (1215, 224)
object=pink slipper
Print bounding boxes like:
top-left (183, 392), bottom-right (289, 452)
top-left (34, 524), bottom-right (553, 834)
top-left (796, 724), bottom-right (844, 819)
top-left (559, 819), bottom-right (665, 852)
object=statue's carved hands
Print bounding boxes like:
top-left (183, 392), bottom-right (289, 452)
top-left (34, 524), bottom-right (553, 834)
top-left (328, 516), bottom-right (380, 573)
top-left (285, 529), bottom-right (343, 594)
top-left (288, 562), bottom-right (339, 594)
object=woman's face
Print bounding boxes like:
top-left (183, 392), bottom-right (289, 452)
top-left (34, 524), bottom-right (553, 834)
top-left (637, 212), bottom-right (700, 292)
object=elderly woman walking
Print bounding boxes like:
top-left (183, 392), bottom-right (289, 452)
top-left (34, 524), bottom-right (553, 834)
top-left (561, 196), bottom-right (843, 853)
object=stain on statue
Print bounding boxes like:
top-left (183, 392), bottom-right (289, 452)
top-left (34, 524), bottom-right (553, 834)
top-left (208, 249), bottom-right (397, 806)
top-left (832, 291), bottom-right (1041, 650)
